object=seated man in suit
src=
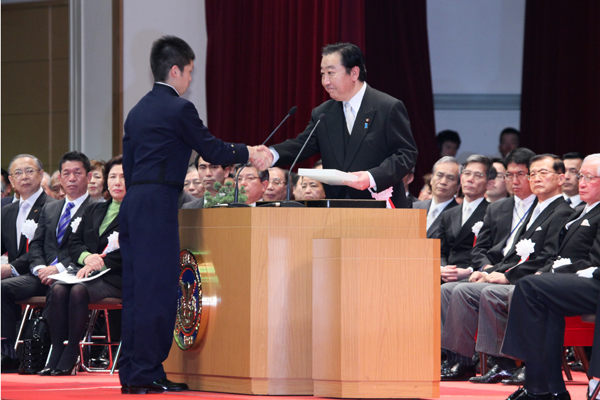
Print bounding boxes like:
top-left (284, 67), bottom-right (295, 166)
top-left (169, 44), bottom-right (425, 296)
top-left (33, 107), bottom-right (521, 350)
top-left (1, 154), bottom-right (55, 369)
top-left (441, 154), bottom-right (574, 381)
top-left (486, 158), bottom-right (509, 203)
top-left (501, 153), bottom-right (600, 400)
top-left (414, 156), bottom-right (461, 238)
top-left (562, 152), bottom-right (585, 208)
top-left (183, 166), bottom-right (202, 199)
top-left (263, 167), bottom-right (288, 202)
top-left (239, 166), bottom-right (269, 205)
top-left (439, 155), bottom-right (494, 283)
top-left (182, 156), bottom-right (230, 209)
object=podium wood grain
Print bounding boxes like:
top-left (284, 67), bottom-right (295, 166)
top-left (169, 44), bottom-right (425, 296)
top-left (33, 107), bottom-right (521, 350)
top-left (164, 208), bottom-right (429, 395)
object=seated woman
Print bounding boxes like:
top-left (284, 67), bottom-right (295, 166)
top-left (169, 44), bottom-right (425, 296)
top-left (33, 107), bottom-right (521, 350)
top-left (88, 159), bottom-right (106, 202)
top-left (297, 176), bottom-right (326, 200)
top-left (39, 155), bottom-right (125, 376)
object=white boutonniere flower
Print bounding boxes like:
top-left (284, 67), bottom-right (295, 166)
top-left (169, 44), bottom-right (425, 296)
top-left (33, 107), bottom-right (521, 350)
top-left (471, 221), bottom-right (484, 237)
top-left (515, 238), bottom-right (535, 265)
top-left (103, 231), bottom-right (120, 254)
top-left (70, 217), bottom-right (82, 233)
top-left (552, 257), bottom-right (572, 270)
top-left (21, 219), bottom-right (38, 240)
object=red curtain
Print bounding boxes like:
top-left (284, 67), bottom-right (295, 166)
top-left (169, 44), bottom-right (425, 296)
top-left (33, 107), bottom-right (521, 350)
top-left (205, 0), bottom-right (437, 177)
top-left (520, 1), bottom-right (600, 154)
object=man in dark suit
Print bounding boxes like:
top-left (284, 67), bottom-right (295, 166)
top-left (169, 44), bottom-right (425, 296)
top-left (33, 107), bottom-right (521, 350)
top-left (562, 152), bottom-right (585, 208)
top-left (1, 168), bottom-right (16, 208)
top-left (120, 36), bottom-right (269, 394)
top-left (441, 154), bottom-right (574, 381)
top-left (414, 156), bottom-right (461, 238)
top-left (1, 151), bottom-right (91, 369)
top-left (267, 43), bottom-right (418, 208)
top-left (1, 154), bottom-right (54, 369)
top-left (501, 153), bottom-right (600, 400)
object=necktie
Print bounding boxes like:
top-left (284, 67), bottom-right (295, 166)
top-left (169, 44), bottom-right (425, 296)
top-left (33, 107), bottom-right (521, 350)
top-left (426, 206), bottom-right (439, 230)
top-left (462, 204), bottom-right (472, 226)
top-left (565, 197), bottom-right (572, 205)
top-left (526, 205), bottom-right (542, 231)
top-left (16, 202), bottom-right (31, 251)
top-left (56, 202), bottom-right (75, 245)
top-left (503, 201), bottom-right (527, 256)
top-left (344, 102), bottom-right (355, 134)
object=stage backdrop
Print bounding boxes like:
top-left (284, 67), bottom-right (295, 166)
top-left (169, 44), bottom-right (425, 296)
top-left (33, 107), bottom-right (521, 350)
top-left (520, 0), bottom-right (600, 155)
top-left (204, 0), bottom-right (437, 192)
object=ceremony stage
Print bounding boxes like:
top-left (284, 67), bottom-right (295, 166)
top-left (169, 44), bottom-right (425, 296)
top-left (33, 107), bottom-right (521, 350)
top-left (0, 371), bottom-right (592, 400)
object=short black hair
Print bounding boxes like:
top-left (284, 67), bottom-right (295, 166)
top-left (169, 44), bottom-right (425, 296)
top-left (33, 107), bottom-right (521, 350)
top-left (529, 153), bottom-right (565, 174)
top-left (103, 155), bottom-right (123, 193)
top-left (563, 152), bottom-right (585, 161)
top-left (194, 154), bottom-right (228, 170)
top-left (58, 151), bottom-right (91, 174)
top-left (1, 168), bottom-right (9, 185)
top-left (500, 127), bottom-right (520, 142)
top-left (463, 154), bottom-right (494, 180)
top-left (505, 147), bottom-right (535, 167)
top-left (322, 43), bottom-right (366, 81)
top-left (491, 157), bottom-right (507, 169)
top-left (313, 159), bottom-right (323, 168)
top-left (436, 130), bottom-right (461, 152)
top-left (150, 35), bottom-right (195, 82)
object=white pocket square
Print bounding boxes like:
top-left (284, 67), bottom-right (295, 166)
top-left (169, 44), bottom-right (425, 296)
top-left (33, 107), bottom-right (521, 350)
top-left (535, 226), bottom-right (542, 231)
top-left (581, 219), bottom-right (591, 227)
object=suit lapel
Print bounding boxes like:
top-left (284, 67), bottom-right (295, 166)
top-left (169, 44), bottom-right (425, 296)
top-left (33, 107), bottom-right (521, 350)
top-left (455, 200), bottom-right (488, 243)
top-left (343, 86), bottom-right (377, 170)
top-left (560, 205), bottom-right (600, 249)
top-left (497, 197), bottom-right (515, 239)
top-left (325, 102), bottom-right (346, 168)
top-left (19, 193), bottom-right (48, 253)
top-left (451, 205), bottom-right (463, 240)
top-left (58, 196), bottom-right (91, 249)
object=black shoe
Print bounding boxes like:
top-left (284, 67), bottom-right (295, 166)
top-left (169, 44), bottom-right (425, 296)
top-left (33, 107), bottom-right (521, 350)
top-left (469, 364), bottom-right (518, 384)
top-left (508, 388), bottom-right (552, 400)
top-left (441, 359), bottom-right (453, 374)
top-left (441, 362), bottom-right (476, 381)
top-left (121, 378), bottom-right (189, 394)
top-left (507, 388), bottom-right (525, 400)
top-left (569, 360), bottom-right (584, 371)
top-left (1, 354), bottom-right (20, 372)
top-left (50, 362), bottom-right (78, 376)
top-left (502, 366), bottom-right (525, 385)
top-left (37, 367), bottom-right (54, 376)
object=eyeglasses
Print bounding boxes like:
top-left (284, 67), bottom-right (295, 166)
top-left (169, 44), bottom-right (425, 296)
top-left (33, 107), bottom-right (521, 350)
top-left (434, 171), bottom-right (457, 182)
top-left (268, 179), bottom-right (286, 187)
top-left (526, 169), bottom-right (558, 180)
top-left (505, 172), bottom-right (527, 181)
top-left (10, 168), bottom-right (40, 179)
top-left (576, 174), bottom-right (600, 183)
top-left (239, 175), bottom-right (258, 183)
top-left (461, 170), bottom-right (485, 180)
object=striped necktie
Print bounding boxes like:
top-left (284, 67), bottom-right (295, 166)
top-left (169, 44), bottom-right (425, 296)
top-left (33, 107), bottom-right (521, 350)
top-left (56, 202), bottom-right (75, 245)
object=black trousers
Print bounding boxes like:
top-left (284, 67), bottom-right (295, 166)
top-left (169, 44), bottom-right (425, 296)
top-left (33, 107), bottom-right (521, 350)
top-left (501, 273), bottom-right (600, 393)
top-left (118, 184), bottom-right (181, 386)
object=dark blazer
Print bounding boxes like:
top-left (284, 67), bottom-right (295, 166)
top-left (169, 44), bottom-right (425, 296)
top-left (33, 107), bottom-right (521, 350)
top-left (178, 191), bottom-right (196, 209)
top-left (28, 196), bottom-right (94, 273)
top-left (181, 196), bottom-right (205, 209)
top-left (489, 196), bottom-right (574, 284)
top-left (1, 192), bottom-right (55, 275)
top-left (413, 198), bottom-right (459, 238)
top-left (123, 84), bottom-right (249, 190)
top-left (540, 204), bottom-right (600, 275)
top-left (69, 200), bottom-right (122, 289)
top-left (271, 85), bottom-right (418, 208)
top-left (438, 199), bottom-right (489, 268)
top-left (1, 196), bottom-right (14, 208)
top-left (471, 196), bottom-right (537, 269)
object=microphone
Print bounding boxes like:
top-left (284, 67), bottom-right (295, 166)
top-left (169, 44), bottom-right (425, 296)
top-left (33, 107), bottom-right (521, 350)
top-left (232, 106), bottom-right (298, 205)
top-left (280, 113), bottom-right (326, 207)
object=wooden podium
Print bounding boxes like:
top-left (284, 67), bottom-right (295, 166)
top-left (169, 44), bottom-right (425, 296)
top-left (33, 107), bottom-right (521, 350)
top-left (164, 207), bottom-right (440, 397)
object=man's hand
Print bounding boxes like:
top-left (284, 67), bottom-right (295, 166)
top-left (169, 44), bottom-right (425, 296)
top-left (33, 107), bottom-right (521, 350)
top-left (84, 254), bottom-right (106, 270)
top-left (38, 265), bottom-right (59, 285)
top-left (247, 145), bottom-right (273, 171)
top-left (441, 265), bottom-right (472, 282)
top-left (486, 271), bottom-right (509, 284)
top-left (469, 271), bottom-right (488, 283)
top-left (1, 264), bottom-right (13, 280)
top-left (342, 171), bottom-right (370, 190)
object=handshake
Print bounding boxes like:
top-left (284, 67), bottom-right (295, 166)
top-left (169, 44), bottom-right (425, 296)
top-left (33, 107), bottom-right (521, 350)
top-left (247, 145), bottom-right (274, 171)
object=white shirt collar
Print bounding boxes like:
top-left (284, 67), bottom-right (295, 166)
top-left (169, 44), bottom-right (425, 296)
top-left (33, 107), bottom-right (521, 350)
top-left (534, 194), bottom-right (563, 214)
top-left (156, 81), bottom-right (180, 96)
top-left (584, 201), bottom-right (600, 214)
top-left (62, 192), bottom-right (90, 219)
top-left (344, 82), bottom-right (367, 115)
top-left (20, 187), bottom-right (44, 208)
top-left (563, 193), bottom-right (582, 206)
top-left (515, 193), bottom-right (536, 208)
top-left (430, 197), bottom-right (454, 214)
top-left (463, 196), bottom-right (485, 212)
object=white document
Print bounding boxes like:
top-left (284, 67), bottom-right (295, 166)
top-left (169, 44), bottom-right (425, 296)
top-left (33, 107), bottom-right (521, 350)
top-left (48, 268), bottom-right (111, 284)
top-left (298, 168), bottom-right (358, 186)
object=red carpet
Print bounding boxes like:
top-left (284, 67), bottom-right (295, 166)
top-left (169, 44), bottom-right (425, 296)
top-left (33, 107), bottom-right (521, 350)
top-left (0, 371), bottom-right (591, 400)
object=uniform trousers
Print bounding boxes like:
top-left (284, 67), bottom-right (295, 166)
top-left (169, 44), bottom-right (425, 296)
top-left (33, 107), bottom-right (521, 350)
top-left (118, 184), bottom-right (181, 386)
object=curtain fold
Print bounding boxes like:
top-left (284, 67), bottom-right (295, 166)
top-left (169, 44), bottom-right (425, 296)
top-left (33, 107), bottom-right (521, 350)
top-left (520, 1), bottom-right (600, 154)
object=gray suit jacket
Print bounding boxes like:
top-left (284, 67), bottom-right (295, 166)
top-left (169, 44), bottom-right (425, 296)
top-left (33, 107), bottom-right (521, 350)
top-left (181, 197), bottom-right (205, 209)
top-left (413, 198), bottom-right (459, 238)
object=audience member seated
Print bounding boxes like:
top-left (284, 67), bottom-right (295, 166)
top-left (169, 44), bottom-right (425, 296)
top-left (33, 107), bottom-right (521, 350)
top-left (183, 166), bottom-right (203, 198)
top-left (437, 129), bottom-right (461, 157)
top-left (414, 157), bottom-right (461, 238)
top-left (239, 166), bottom-right (268, 205)
top-left (498, 127), bottom-right (520, 158)
top-left (313, 159), bottom-right (323, 169)
top-left (440, 153), bottom-right (574, 382)
top-left (39, 155), bottom-right (124, 376)
top-left (501, 153), bottom-right (600, 400)
top-left (403, 167), bottom-right (418, 207)
top-left (417, 173), bottom-right (433, 201)
top-left (439, 155), bottom-right (494, 284)
top-left (1, 168), bottom-right (15, 208)
top-left (263, 167), bottom-right (288, 201)
top-left (50, 170), bottom-right (66, 200)
top-left (88, 160), bottom-right (106, 202)
top-left (562, 152), bottom-right (585, 208)
top-left (297, 176), bottom-right (326, 200)
top-left (42, 172), bottom-right (52, 199)
top-left (485, 158), bottom-right (508, 202)
top-left (291, 172), bottom-right (303, 201)
top-left (182, 156), bottom-right (230, 209)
